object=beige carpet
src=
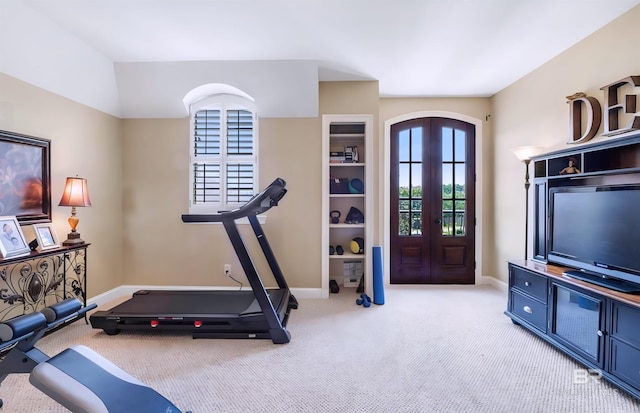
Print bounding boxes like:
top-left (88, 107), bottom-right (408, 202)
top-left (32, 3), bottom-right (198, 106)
top-left (1, 285), bottom-right (639, 412)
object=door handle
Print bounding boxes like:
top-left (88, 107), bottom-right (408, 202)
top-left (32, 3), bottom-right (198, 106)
top-left (434, 219), bottom-right (441, 224)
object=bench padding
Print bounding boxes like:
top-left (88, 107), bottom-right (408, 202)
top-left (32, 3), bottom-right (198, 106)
top-left (29, 345), bottom-right (182, 413)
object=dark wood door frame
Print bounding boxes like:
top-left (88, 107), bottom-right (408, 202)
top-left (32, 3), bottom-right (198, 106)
top-left (383, 111), bottom-right (484, 286)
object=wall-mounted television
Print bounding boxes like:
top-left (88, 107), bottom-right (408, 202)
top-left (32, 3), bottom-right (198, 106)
top-left (548, 184), bottom-right (640, 293)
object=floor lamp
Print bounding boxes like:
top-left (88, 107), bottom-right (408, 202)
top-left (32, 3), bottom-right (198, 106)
top-left (512, 147), bottom-right (540, 261)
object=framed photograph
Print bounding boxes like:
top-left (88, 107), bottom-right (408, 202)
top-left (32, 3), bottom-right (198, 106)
top-left (0, 216), bottom-right (31, 258)
top-left (33, 223), bottom-right (60, 251)
top-left (0, 130), bottom-right (52, 224)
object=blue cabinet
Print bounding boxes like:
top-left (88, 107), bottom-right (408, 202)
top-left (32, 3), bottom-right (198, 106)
top-left (506, 261), bottom-right (640, 401)
top-left (549, 282), bottom-right (606, 368)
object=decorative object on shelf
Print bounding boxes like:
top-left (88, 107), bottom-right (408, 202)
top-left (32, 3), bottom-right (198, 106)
top-left (0, 215), bottom-right (30, 258)
top-left (0, 130), bottom-right (52, 224)
top-left (344, 206), bottom-right (364, 224)
top-left (32, 223), bottom-right (60, 251)
top-left (350, 237), bottom-right (364, 254)
top-left (343, 260), bottom-right (362, 287)
top-left (329, 177), bottom-right (349, 194)
top-left (329, 245), bottom-right (335, 255)
top-left (58, 177), bottom-right (92, 246)
top-left (329, 279), bottom-right (339, 294)
top-left (330, 210), bottom-right (341, 224)
top-left (329, 151), bottom-right (345, 163)
top-left (559, 157), bottom-right (581, 175)
top-left (348, 178), bottom-right (364, 194)
top-left (335, 245), bottom-right (344, 255)
top-left (512, 146), bottom-right (542, 261)
top-left (344, 146), bottom-right (358, 163)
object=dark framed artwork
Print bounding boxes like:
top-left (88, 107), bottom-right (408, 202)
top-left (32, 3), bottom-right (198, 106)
top-left (0, 130), bottom-right (51, 224)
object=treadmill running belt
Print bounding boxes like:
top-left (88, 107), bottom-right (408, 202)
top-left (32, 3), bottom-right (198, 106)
top-left (107, 291), bottom-right (260, 316)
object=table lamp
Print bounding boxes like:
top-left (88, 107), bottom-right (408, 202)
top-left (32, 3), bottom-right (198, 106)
top-left (58, 177), bottom-right (92, 246)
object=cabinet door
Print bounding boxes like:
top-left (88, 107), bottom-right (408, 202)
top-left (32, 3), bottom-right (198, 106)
top-left (549, 282), bottom-right (606, 368)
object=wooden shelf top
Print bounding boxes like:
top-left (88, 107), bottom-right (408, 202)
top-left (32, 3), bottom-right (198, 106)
top-left (510, 260), bottom-right (640, 307)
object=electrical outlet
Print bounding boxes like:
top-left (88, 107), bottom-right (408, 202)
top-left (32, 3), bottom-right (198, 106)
top-left (224, 264), bottom-right (231, 275)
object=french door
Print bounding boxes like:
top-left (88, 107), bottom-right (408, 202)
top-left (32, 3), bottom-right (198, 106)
top-left (390, 117), bottom-right (475, 284)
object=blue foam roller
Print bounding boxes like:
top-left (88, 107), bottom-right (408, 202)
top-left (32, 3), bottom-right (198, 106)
top-left (372, 246), bottom-right (385, 305)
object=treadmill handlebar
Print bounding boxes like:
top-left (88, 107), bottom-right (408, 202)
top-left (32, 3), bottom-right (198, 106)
top-left (181, 177), bottom-right (287, 223)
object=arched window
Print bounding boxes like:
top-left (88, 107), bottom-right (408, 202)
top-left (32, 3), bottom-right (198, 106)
top-left (184, 84), bottom-right (258, 213)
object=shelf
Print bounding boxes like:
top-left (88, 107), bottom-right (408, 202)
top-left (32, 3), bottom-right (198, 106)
top-left (329, 224), bottom-right (365, 229)
top-left (329, 162), bottom-right (365, 167)
top-left (329, 194), bottom-right (365, 198)
top-left (329, 133), bottom-right (366, 141)
top-left (330, 253), bottom-right (366, 259)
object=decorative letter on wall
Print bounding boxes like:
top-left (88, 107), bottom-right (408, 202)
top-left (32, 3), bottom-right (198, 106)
top-left (566, 92), bottom-right (602, 144)
top-left (600, 76), bottom-right (640, 136)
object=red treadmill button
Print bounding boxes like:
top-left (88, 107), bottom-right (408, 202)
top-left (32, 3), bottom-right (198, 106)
top-left (150, 320), bottom-right (159, 327)
top-left (194, 320), bottom-right (203, 328)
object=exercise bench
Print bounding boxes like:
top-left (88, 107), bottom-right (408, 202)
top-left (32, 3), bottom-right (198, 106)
top-left (0, 298), bottom-right (191, 412)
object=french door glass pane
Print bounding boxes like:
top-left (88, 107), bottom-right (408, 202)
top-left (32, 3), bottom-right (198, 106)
top-left (399, 212), bottom-right (409, 235)
top-left (454, 130), bottom-right (466, 162)
top-left (399, 164), bottom-right (409, 193)
top-left (442, 164), bottom-right (453, 199)
top-left (399, 130), bottom-right (410, 162)
top-left (455, 164), bottom-right (466, 198)
top-left (411, 127), bottom-right (422, 162)
top-left (442, 127), bottom-right (453, 162)
top-left (411, 164), bottom-right (422, 195)
top-left (411, 212), bottom-right (422, 235)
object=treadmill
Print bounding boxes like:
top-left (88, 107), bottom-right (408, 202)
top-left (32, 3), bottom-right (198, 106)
top-left (90, 178), bottom-right (298, 344)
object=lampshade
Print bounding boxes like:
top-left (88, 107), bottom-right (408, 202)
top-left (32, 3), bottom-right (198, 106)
top-left (59, 177), bottom-right (92, 207)
top-left (511, 146), bottom-right (542, 162)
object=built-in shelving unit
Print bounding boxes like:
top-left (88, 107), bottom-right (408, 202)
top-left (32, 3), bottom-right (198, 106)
top-left (321, 115), bottom-right (373, 298)
top-left (531, 133), bottom-right (640, 262)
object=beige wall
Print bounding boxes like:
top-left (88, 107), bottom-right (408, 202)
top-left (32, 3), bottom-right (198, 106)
top-left (121, 116), bottom-right (324, 288)
top-left (490, 5), bottom-right (640, 283)
top-left (120, 81), bottom-right (379, 290)
top-left (0, 72), bottom-right (124, 298)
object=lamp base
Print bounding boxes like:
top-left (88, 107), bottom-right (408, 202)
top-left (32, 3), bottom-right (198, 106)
top-left (62, 232), bottom-right (85, 246)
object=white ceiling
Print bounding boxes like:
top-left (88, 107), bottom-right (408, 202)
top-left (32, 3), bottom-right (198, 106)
top-left (5, 0), bottom-right (640, 117)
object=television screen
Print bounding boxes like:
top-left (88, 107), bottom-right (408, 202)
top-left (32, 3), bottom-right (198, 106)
top-left (548, 185), bottom-right (640, 288)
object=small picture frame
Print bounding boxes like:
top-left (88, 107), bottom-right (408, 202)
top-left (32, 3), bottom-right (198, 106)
top-left (33, 223), bottom-right (60, 251)
top-left (0, 216), bottom-right (31, 258)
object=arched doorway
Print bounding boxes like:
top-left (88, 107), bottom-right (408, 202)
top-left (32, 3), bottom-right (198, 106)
top-left (385, 113), bottom-right (482, 284)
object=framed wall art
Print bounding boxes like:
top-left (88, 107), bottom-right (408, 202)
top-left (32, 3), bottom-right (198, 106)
top-left (0, 130), bottom-right (51, 225)
top-left (0, 215), bottom-right (30, 258)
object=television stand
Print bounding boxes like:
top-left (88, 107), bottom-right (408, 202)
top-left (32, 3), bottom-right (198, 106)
top-left (562, 270), bottom-right (640, 294)
top-left (507, 261), bottom-right (640, 401)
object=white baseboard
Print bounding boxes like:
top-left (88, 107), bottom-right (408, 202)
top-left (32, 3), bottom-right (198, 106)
top-left (87, 280), bottom-right (506, 308)
top-left (481, 275), bottom-right (508, 294)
